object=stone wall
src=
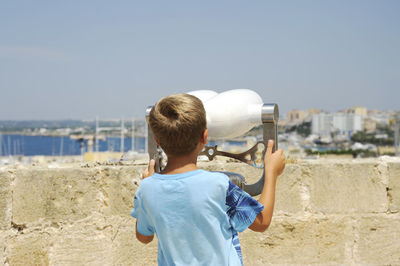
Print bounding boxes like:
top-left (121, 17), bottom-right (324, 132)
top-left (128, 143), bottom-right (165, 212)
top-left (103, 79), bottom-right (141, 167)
top-left (0, 157), bottom-right (399, 265)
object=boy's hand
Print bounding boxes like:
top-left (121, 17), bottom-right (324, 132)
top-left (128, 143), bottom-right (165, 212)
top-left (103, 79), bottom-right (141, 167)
top-left (250, 140), bottom-right (285, 233)
top-left (142, 159), bottom-right (155, 179)
top-left (264, 140), bottom-right (285, 177)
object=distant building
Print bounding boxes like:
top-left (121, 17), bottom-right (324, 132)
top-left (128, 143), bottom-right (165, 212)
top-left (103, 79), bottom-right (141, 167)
top-left (312, 113), bottom-right (333, 136)
top-left (307, 109), bottom-right (322, 116)
top-left (368, 109), bottom-right (391, 126)
top-left (347, 106), bottom-right (367, 117)
top-left (288, 110), bottom-right (307, 123)
top-left (333, 113), bottom-right (363, 133)
top-left (312, 113), bottom-right (363, 137)
top-left (364, 118), bottom-right (377, 133)
top-left (285, 109), bottom-right (322, 127)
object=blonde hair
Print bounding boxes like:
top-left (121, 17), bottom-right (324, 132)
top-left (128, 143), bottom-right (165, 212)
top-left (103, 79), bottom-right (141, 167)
top-left (149, 93), bottom-right (207, 156)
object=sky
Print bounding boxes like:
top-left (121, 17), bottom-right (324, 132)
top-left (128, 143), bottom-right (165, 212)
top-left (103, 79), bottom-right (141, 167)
top-left (0, 0), bottom-right (399, 120)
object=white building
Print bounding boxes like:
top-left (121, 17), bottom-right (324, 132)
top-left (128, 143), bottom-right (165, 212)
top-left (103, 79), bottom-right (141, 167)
top-left (312, 113), bottom-right (332, 136)
top-left (312, 113), bottom-right (363, 137)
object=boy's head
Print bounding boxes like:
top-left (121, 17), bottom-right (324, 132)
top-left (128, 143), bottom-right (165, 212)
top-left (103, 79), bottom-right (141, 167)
top-left (149, 93), bottom-right (207, 156)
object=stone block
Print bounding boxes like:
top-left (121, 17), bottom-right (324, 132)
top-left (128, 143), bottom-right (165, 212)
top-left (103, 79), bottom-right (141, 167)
top-left (274, 164), bottom-right (304, 214)
top-left (0, 171), bottom-right (11, 229)
top-left (303, 161), bottom-right (387, 214)
top-left (388, 162), bottom-right (400, 212)
top-left (13, 168), bottom-right (102, 224)
top-left (357, 214), bottom-right (400, 265)
top-left (239, 215), bottom-right (351, 265)
top-left (111, 217), bottom-right (158, 265)
top-left (0, 231), bottom-right (6, 265)
top-left (50, 219), bottom-right (113, 265)
top-left (100, 167), bottom-right (141, 217)
top-left (6, 231), bottom-right (50, 265)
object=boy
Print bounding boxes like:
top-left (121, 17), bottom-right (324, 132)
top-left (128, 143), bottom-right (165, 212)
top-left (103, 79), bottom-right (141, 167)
top-left (131, 94), bottom-right (285, 266)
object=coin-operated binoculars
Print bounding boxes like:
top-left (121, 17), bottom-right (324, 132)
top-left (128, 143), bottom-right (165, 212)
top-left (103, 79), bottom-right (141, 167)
top-left (146, 89), bottom-right (279, 196)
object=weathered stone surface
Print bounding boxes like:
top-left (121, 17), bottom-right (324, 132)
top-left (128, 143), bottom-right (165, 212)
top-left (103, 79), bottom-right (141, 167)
top-left (357, 214), bottom-right (400, 265)
top-left (100, 167), bottom-right (141, 217)
top-left (0, 171), bottom-right (11, 229)
top-left (274, 164), bottom-right (303, 214)
top-left (1, 160), bottom-right (399, 265)
top-left (110, 217), bottom-right (158, 265)
top-left (240, 215), bottom-right (351, 265)
top-left (50, 218), bottom-right (113, 265)
top-left (0, 231), bottom-right (6, 265)
top-left (13, 168), bottom-right (102, 224)
top-left (6, 231), bottom-right (50, 265)
top-left (303, 161), bottom-right (388, 214)
top-left (388, 162), bottom-right (400, 212)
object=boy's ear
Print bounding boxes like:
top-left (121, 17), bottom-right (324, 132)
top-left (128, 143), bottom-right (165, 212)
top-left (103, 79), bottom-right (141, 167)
top-left (154, 137), bottom-right (160, 145)
top-left (201, 129), bottom-right (208, 144)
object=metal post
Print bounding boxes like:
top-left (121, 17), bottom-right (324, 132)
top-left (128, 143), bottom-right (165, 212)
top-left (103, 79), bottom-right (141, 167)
top-left (261, 103), bottom-right (279, 151)
top-left (59, 136), bottom-right (64, 156)
top-left (145, 113), bottom-right (149, 154)
top-left (244, 103), bottom-right (279, 196)
top-left (80, 141), bottom-right (85, 157)
top-left (146, 106), bottom-right (163, 172)
top-left (8, 136), bottom-right (11, 157)
top-left (120, 118), bottom-right (124, 153)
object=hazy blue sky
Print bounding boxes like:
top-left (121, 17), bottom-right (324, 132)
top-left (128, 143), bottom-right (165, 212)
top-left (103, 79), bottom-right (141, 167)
top-left (1, 0), bottom-right (399, 120)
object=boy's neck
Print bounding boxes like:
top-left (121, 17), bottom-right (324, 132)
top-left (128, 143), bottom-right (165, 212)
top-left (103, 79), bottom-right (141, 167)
top-left (161, 151), bottom-right (199, 175)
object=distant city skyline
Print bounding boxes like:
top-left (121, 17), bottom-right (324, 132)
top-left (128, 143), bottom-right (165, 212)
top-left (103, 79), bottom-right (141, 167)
top-left (1, 1), bottom-right (399, 120)
top-left (0, 105), bottom-right (395, 122)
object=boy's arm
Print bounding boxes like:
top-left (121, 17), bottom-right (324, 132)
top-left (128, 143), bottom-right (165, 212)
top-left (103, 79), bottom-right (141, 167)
top-left (135, 159), bottom-right (156, 244)
top-left (249, 140), bottom-right (285, 232)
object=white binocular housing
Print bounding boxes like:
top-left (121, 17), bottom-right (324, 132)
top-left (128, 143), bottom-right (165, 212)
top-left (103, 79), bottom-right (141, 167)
top-left (188, 89), bottom-right (277, 140)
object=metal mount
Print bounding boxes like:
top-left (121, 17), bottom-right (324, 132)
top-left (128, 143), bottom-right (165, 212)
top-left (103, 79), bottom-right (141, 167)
top-left (146, 103), bottom-right (279, 196)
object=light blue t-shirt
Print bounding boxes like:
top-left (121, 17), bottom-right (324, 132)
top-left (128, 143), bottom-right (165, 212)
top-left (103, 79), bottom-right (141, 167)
top-left (131, 169), bottom-right (264, 266)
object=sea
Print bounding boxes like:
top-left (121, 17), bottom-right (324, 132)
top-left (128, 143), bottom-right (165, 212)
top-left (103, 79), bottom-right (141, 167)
top-left (0, 133), bottom-right (250, 157)
top-left (0, 134), bottom-right (146, 156)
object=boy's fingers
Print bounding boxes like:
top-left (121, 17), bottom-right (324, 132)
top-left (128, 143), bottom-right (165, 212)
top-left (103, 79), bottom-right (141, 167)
top-left (142, 159), bottom-right (156, 179)
top-left (142, 168), bottom-right (149, 179)
top-left (266, 139), bottom-right (274, 155)
top-left (148, 159), bottom-right (155, 176)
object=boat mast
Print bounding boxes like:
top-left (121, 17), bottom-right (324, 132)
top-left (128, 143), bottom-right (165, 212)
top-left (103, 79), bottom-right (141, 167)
top-left (95, 116), bottom-right (99, 152)
top-left (131, 118), bottom-right (135, 152)
top-left (120, 118), bottom-right (124, 153)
